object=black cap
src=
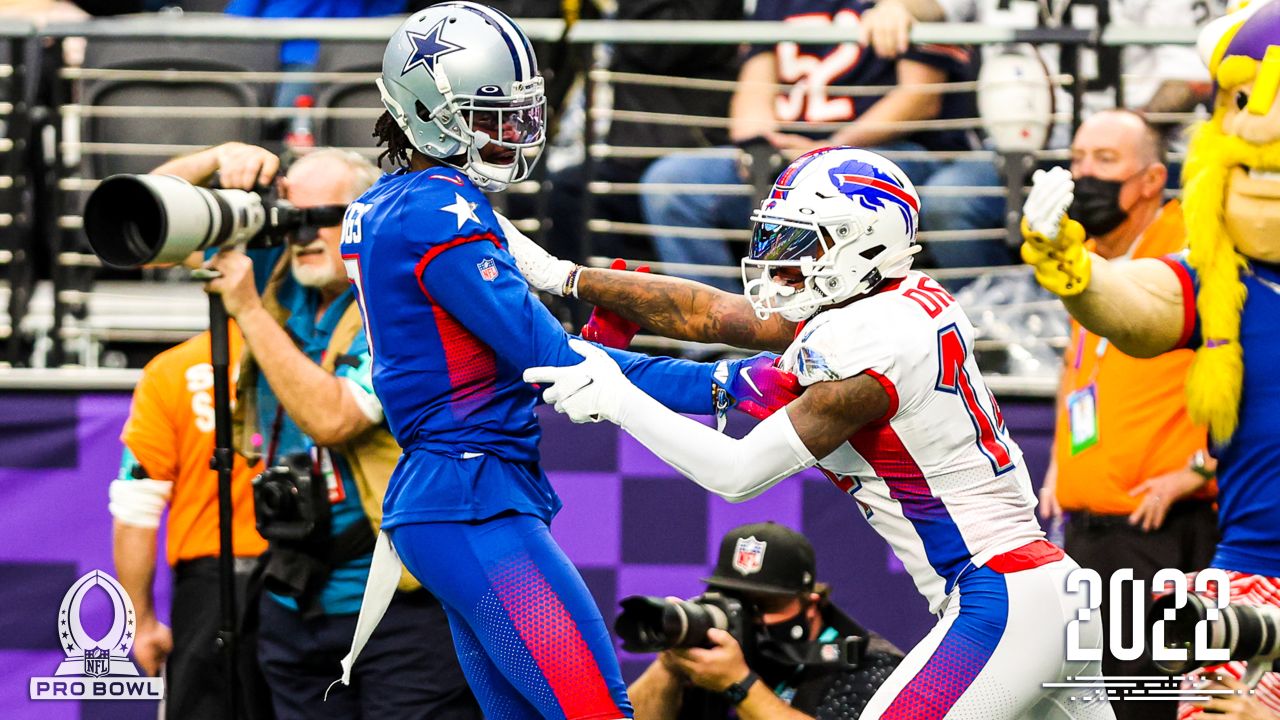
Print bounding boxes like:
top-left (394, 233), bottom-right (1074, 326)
top-left (702, 522), bottom-right (816, 597)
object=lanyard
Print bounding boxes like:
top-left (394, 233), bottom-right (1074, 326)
top-left (1070, 327), bottom-right (1109, 383)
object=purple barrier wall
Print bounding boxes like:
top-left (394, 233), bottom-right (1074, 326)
top-left (0, 392), bottom-right (1054, 720)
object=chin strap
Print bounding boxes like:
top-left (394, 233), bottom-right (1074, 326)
top-left (375, 78), bottom-right (412, 136)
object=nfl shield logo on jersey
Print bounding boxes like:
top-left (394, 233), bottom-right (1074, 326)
top-left (732, 537), bottom-right (767, 576)
top-left (477, 258), bottom-right (499, 282)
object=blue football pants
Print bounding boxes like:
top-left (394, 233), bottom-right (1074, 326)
top-left (390, 514), bottom-right (631, 720)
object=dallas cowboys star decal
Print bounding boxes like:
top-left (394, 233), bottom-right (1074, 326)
top-left (401, 18), bottom-right (463, 78)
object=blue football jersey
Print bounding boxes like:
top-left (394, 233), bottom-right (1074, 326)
top-left (1162, 253), bottom-right (1280, 577)
top-left (751, 0), bottom-right (977, 152)
top-left (341, 165), bottom-right (717, 526)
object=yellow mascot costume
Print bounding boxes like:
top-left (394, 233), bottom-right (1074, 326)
top-left (1022, 0), bottom-right (1280, 714)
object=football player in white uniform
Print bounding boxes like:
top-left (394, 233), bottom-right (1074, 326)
top-left (513, 148), bottom-right (1116, 719)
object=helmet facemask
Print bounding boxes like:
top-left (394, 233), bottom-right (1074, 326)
top-left (740, 147), bottom-right (924, 322)
top-left (447, 77), bottom-right (546, 191)
top-left (742, 207), bottom-right (920, 322)
top-left (378, 64), bottom-right (546, 192)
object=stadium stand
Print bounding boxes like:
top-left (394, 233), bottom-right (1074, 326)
top-left (0, 13), bottom-right (1207, 392)
top-left (49, 35), bottom-right (277, 366)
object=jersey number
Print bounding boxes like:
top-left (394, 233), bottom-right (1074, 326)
top-left (340, 202), bottom-right (374, 356)
top-left (935, 323), bottom-right (1014, 475)
top-left (342, 256), bottom-right (375, 359)
top-left (774, 10), bottom-right (862, 123)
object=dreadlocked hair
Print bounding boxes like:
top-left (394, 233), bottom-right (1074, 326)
top-left (374, 111), bottom-right (413, 169)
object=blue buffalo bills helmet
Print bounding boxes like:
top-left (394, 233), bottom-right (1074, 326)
top-left (378, 2), bottom-right (546, 191)
top-left (742, 147), bottom-right (922, 322)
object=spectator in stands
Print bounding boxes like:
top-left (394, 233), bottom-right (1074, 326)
top-left (629, 522), bottom-right (903, 720)
top-left (153, 142), bottom-right (482, 720)
top-left (545, 0), bottom-right (743, 266)
top-left (860, 0), bottom-right (1224, 218)
top-left (1032, 110), bottom-right (1217, 720)
top-left (111, 326), bottom-right (273, 720)
top-left (639, 0), bottom-right (1001, 291)
top-left (862, 0), bottom-right (1221, 114)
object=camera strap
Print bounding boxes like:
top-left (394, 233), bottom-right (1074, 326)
top-left (265, 405), bottom-right (286, 467)
top-left (263, 518), bottom-right (377, 620)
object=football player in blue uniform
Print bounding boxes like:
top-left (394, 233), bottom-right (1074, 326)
top-left (331, 5), bottom-right (789, 719)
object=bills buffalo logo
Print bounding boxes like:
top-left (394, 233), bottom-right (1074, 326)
top-left (829, 159), bottom-right (919, 238)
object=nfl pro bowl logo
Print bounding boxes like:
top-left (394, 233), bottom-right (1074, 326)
top-left (733, 537), bottom-right (767, 576)
top-left (29, 570), bottom-right (164, 700)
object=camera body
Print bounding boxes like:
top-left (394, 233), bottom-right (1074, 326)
top-left (616, 589), bottom-right (867, 676)
top-left (82, 173), bottom-right (347, 268)
top-left (614, 592), bottom-right (750, 653)
top-left (252, 452), bottom-right (331, 543)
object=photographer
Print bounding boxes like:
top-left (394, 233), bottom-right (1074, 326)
top-left (149, 143), bottom-right (481, 719)
top-left (628, 522), bottom-right (903, 720)
top-left (1191, 676), bottom-right (1280, 720)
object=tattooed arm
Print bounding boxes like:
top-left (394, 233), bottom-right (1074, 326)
top-left (575, 268), bottom-right (797, 352)
top-left (496, 212), bottom-right (796, 351)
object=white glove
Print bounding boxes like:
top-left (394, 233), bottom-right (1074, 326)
top-left (1022, 167), bottom-right (1075, 242)
top-left (494, 211), bottom-right (578, 296)
top-left (523, 338), bottom-right (637, 424)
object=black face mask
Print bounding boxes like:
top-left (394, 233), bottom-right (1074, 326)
top-left (1068, 175), bottom-right (1131, 237)
top-left (762, 612), bottom-right (810, 646)
top-left (747, 604), bottom-right (813, 685)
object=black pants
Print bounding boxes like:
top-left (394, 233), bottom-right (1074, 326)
top-left (1066, 501), bottom-right (1219, 720)
top-left (167, 557), bottom-right (275, 720)
top-left (257, 588), bottom-right (482, 720)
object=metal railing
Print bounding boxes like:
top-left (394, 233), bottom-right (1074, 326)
top-left (0, 14), bottom-right (1205, 388)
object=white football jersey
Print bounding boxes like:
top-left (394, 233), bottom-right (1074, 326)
top-left (778, 271), bottom-right (1044, 612)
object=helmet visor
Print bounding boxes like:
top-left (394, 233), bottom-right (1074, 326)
top-left (749, 218), bottom-right (821, 262)
top-left (502, 102), bottom-right (545, 146)
top-left (468, 104), bottom-right (545, 146)
top-left (465, 96), bottom-right (546, 146)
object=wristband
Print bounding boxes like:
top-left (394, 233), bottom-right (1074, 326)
top-left (563, 264), bottom-right (582, 298)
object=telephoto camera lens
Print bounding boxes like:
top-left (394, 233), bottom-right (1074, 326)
top-left (1152, 592), bottom-right (1280, 675)
top-left (614, 595), bottom-right (735, 652)
top-left (83, 174), bottom-right (266, 268)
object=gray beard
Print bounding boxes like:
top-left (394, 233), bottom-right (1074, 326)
top-left (291, 260), bottom-right (339, 289)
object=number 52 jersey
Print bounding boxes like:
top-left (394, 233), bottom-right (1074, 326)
top-left (778, 271), bottom-right (1045, 612)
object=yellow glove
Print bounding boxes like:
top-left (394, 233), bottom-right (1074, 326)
top-left (1019, 167), bottom-right (1091, 297)
top-left (1020, 216), bottom-right (1091, 296)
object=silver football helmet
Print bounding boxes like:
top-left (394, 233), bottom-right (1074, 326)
top-left (377, 2), bottom-right (546, 191)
